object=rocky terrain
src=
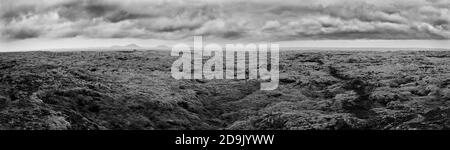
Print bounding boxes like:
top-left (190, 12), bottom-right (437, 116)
top-left (0, 50), bottom-right (449, 130)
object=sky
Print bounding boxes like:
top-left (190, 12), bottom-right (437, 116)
top-left (1, 0), bottom-right (450, 51)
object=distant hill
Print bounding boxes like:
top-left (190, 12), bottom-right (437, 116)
top-left (42, 44), bottom-right (171, 52)
top-left (110, 44), bottom-right (144, 50)
top-left (154, 45), bottom-right (171, 50)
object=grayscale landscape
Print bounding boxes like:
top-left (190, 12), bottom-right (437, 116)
top-left (1, 0), bottom-right (449, 130)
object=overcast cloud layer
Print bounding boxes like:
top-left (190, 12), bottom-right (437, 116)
top-left (1, 0), bottom-right (450, 41)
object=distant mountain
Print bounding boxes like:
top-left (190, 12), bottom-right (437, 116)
top-left (43, 44), bottom-right (171, 52)
top-left (110, 44), bottom-right (143, 50)
top-left (125, 44), bottom-right (141, 48)
top-left (154, 45), bottom-right (170, 50)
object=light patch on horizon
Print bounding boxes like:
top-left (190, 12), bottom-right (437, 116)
top-left (2, 37), bottom-right (449, 52)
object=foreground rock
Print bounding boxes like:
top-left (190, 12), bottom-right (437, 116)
top-left (0, 50), bottom-right (449, 130)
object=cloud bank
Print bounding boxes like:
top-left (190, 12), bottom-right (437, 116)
top-left (1, 0), bottom-right (449, 41)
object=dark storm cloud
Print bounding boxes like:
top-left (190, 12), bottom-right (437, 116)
top-left (3, 28), bottom-right (41, 39)
top-left (1, 0), bottom-right (449, 40)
